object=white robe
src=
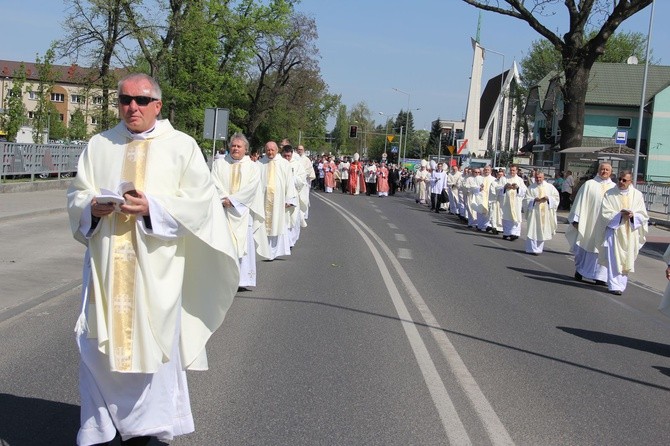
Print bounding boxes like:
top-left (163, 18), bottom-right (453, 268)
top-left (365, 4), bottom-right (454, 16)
top-left (68, 120), bottom-right (239, 444)
top-left (475, 174), bottom-right (495, 230)
top-left (259, 154), bottom-right (297, 259)
top-left (658, 246), bottom-right (670, 317)
top-left (298, 153), bottom-right (315, 218)
top-left (488, 177), bottom-right (504, 231)
top-left (211, 154), bottom-right (270, 287)
top-left (288, 155), bottom-right (308, 247)
top-left (446, 171), bottom-right (462, 214)
top-left (414, 169), bottom-right (430, 203)
top-left (565, 176), bottom-right (615, 280)
top-left (596, 187), bottom-right (649, 292)
top-left (524, 181), bottom-right (560, 253)
top-left (463, 175), bottom-right (482, 226)
top-left (500, 174), bottom-right (526, 236)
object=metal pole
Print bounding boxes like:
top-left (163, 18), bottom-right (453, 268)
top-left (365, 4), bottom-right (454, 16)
top-left (633, 0), bottom-right (655, 186)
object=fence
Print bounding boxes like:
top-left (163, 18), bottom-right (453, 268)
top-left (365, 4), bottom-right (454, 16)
top-left (637, 183), bottom-right (670, 220)
top-left (1, 142), bottom-right (84, 181)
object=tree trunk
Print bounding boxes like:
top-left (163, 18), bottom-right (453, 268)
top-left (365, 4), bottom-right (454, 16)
top-left (559, 63), bottom-right (591, 150)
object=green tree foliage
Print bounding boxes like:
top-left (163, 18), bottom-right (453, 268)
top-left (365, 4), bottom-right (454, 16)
top-left (69, 109), bottom-right (88, 140)
top-left (48, 105), bottom-right (68, 141)
top-left (3, 67), bottom-right (27, 142)
top-left (32, 47), bottom-right (59, 143)
top-left (463, 0), bottom-right (653, 150)
top-left (426, 119), bottom-right (442, 157)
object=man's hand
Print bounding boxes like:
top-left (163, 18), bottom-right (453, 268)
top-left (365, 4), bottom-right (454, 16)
top-left (91, 198), bottom-right (115, 218)
top-left (222, 197), bottom-right (233, 208)
top-left (120, 190), bottom-right (150, 216)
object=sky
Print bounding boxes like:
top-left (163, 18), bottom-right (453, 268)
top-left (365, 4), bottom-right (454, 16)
top-left (2, 0), bottom-right (668, 132)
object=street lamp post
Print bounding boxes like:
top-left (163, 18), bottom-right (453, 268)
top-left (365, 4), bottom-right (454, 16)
top-left (379, 111), bottom-right (397, 157)
top-left (633, 0), bottom-right (655, 186)
top-left (480, 47), bottom-right (505, 167)
top-left (392, 88), bottom-right (411, 165)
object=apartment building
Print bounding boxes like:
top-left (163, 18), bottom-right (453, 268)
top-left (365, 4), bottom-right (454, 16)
top-left (0, 59), bottom-right (119, 139)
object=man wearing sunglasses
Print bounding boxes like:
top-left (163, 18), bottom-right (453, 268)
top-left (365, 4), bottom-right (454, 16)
top-left (566, 162), bottom-right (616, 285)
top-left (595, 171), bottom-right (649, 295)
top-left (67, 73), bottom-right (239, 445)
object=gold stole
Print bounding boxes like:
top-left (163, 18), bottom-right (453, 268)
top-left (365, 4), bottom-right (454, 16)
top-left (481, 177), bottom-right (491, 213)
top-left (538, 184), bottom-right (546, 223)
top-left (508, 179), bottom-right (519, 222)
top-left (110, 139), bottom-right (149, 371)
top-left (265, 159), bottom-right (276, 233)
top-left (621, 192), bottom-right (632, 273)
top-left (231, 162), bottom-right (241, 194)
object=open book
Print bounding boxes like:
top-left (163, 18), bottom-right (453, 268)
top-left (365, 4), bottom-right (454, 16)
top-left (95, 181), bottom-right (136, 209)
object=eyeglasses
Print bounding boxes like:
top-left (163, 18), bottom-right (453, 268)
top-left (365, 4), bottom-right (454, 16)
top-left (618, 178), bottom-right (630, 183)
top-left (118, 95), bottom-right (159, 106)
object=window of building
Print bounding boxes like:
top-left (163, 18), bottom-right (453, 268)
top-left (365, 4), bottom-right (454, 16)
top-left (92, 96), bottom-right (103, 105)
top-left (28, 91), bottom-right (38, 100)
top-left (71, 94), bottom-right (84, 104)
top-left (59, 114), bottom-right (64, 122)
top-left (617, 117), bottom-right (632, 128)
top-left (51, 92), bottom-right (65, 102)
top-left (91, 116), bottom-right (99, 124)
top-left (28, 111), bottom-right (36, 119)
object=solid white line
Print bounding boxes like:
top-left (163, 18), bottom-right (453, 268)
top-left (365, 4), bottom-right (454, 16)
top-left (315, 194), bottom-right (471, 445)
top-left (316, 194), bottom-right (515, 446)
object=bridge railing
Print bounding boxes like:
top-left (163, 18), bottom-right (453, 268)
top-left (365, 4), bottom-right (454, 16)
top-left (1, 142), bottom-right (85, 181)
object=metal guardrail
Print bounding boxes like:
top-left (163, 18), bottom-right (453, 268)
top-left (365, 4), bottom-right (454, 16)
top-left (1, 142), bottom-right (84, 181)
top-left (637, 183), bottom-right (670, 219)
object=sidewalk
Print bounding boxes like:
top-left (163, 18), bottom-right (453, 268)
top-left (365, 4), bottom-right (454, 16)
top-left (0, 187), bottom-right (70, 222)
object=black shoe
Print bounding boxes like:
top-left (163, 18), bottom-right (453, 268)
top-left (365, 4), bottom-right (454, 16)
top-left (510, 235), bottom-right (519, 241)
top-left (491, 229), bottom-right (499, 235)
top-left (609, 290), bottom-right (623, 296)
top-left (574, 271), bottom-right (583, 282)
top-left (502, 235), bottom-right (509, 240)
top-left (485, 227), bottom-right (492, 233)
top-left (595, 280), bottom-right (607, 287)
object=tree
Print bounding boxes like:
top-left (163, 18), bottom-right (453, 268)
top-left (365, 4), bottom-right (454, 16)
top-left (32, 48), bottom-right (59, 144)
top-left (58, 0), bottom-right (136, 130)
top-left (48, 104), bottom-right (69, 141)
top-left (3, 67), bottom-right (27, 142)
top-left (69, 109), bottom-right (88, 140)
top-left (462, 0), bottom-right (653, 150)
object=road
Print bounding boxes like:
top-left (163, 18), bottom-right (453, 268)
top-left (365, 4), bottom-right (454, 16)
top-left (1, 187), bottom-right (669, 445)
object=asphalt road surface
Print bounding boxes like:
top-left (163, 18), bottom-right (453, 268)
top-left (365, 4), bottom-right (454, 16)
top-left (1, 189), bottom-right (669, 445)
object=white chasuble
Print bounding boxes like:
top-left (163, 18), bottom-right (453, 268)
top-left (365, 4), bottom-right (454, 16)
top-left (68, 120), bottom-right (239, 373)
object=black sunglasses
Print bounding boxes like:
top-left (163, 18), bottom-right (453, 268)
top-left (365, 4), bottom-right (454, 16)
top-left (118, 95), bottom-right (159, 106)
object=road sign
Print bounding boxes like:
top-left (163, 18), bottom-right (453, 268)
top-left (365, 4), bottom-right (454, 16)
top-left (381, 152), bottom-right (388, 159)
top-left (615, 130), bottom-right (628, 145)
top-left (387, 135), bottom-right (395, 142)
top-left (456, 139), bottom-right (468, 155)
top-left (203, 108), bottom-right (229, 140)
top-left (447, 145), bottom-right (455, 154)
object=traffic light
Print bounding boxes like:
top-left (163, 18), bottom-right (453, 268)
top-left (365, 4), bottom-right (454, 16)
top-left (349, 125), bottom-right (358, 138)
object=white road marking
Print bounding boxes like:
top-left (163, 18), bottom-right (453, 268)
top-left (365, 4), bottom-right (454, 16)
top-left (397, 248), bottom-right (413, 259)
top-left (395, 233), bottom-right (407, 242)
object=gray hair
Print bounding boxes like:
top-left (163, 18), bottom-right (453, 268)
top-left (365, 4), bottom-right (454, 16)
top-left (229, 132), bottom-right (249, 150)
top-left (117, 73), bottom-right (162, 100)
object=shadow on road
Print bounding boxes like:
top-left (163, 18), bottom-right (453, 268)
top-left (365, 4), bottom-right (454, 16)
top-left (0, 393), bottom-right (79, 445)
top-left (557, 326), bottom-right (670, 358)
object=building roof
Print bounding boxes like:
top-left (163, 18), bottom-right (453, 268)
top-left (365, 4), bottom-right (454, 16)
top-left (529, 62), bottom-right (670, 109)
top-left (585, 62), bottom-right (670, 106)
top-left (479, 69), bottom-right (510, 129)
top-left (0, 59), bottom-right (120, 86)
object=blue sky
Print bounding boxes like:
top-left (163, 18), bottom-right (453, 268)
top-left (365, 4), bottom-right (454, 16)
top-left (2, 0), bottom-right (668, 131)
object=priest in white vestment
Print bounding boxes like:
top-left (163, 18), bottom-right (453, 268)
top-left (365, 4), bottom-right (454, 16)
top-left (67, 74), bottom-right (239, 446)
top-left (463, 167), bottom-right (482, 227)
top-left (565, 163), bottom-right (616, 284)
top-left (500, 165), bottom-right (527, 241)
top-left (446, 164), bottom-right (462, 216)
top-left (595, 171), bottom-right (649, 295)
top-left (282, 145), bottom-right (308, 247)
top-left (429, 162), bottom-right (447, 212)
top-left (414, 160), bottom-right (430, 204)
top-left (524, 171), bottom-right (560, 254)
top-left (487, 169), bottom-right (505, 234)
top-left (295, 145), bottom-right (316, 218)
top-left (475, 166), bottom-right (496, 231)
top-left (211, 133), bottom-right (269, 289)
top-left (260, 141), bottom-right (298, 260)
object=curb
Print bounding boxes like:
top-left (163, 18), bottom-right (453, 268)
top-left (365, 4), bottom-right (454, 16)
top-left (0, 208), bottom-right (66, 224)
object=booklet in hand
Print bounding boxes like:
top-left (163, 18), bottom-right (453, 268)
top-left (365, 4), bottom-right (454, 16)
top-left (95, 181), bottom-right (136, 209)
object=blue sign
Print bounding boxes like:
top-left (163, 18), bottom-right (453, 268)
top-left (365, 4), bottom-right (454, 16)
top-left (615, 130), bottom-right (628, 145)
top-left (390, 145), bottom-right (398, 153)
